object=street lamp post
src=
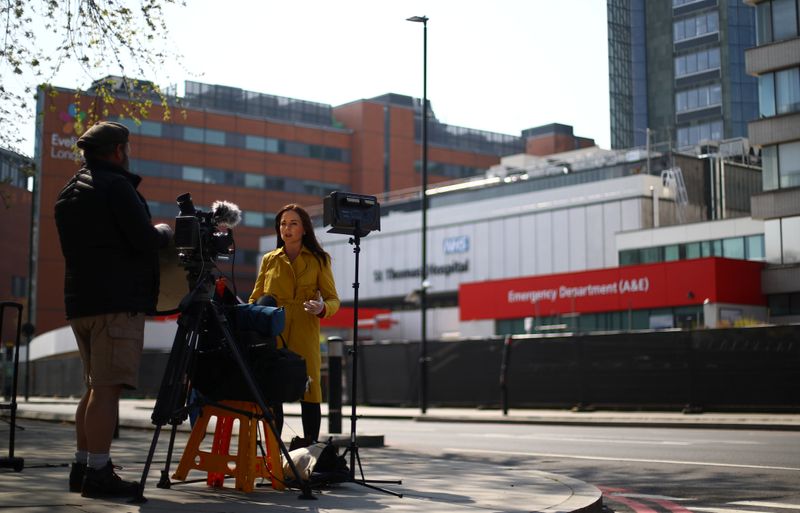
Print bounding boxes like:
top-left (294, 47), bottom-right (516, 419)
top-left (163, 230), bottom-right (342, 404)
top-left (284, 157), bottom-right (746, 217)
top-left (407, 14), bottom-right (429, 414)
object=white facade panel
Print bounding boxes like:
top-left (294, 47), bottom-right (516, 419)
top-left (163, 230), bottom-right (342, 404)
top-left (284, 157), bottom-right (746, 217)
top-left (473, 221), bottom-right (491, 282)
top-left (520, 214), bottom-right (537, 276)
top-left (569, 207), bottom-right (587, 271)
top-left (603, 202), bottom-right (622, 267)
top-left (489, 218), bottom-right (506, 279)
top-left (620, 199), bottom-right (643, 232)
top-left (536, 212), bottom-right (554, 274)
top-left (586, 204), bottom-right (605, 270)
top-left (552, 210), bottom-right (570, 273)
top-left (503, 216), bottom-right (521, 278)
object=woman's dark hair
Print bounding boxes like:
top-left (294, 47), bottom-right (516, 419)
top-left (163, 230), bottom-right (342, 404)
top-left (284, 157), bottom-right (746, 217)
top-left (274, 204), bottom-right (331, 265)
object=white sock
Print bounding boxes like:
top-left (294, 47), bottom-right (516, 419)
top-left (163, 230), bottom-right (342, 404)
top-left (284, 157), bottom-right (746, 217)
top-left (75, 450), bottom-right (88, 465)
top-left (87, 453), bottom-right (110, 469)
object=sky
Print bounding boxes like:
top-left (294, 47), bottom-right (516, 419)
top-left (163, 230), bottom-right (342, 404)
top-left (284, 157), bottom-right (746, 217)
top-left (20, 0), bottom-right (611, 155)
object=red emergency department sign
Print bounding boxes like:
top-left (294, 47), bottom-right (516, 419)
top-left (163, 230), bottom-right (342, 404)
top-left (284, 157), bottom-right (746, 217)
top-left (459, 257), bottom-right (764, 321)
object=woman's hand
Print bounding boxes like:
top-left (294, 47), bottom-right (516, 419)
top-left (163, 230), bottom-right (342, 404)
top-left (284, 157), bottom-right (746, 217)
top-left (303, 291), bottom-right (324, 316)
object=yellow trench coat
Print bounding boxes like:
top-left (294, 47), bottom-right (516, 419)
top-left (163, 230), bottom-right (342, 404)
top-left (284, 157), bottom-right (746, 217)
top-left (248, 245), bottom-right (340, 403)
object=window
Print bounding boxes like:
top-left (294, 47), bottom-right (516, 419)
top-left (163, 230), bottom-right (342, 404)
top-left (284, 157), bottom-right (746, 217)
top-left (722, 237), bottom-right (745, 259)
top-left (746, 235), bottom-right (765, 261)
top-left (245, 135), bottom-right (266, 151)
top-left (773, 0), bottom-right (799, 41)
top-left (674, 11), bottom-right (719, 42)
top-left (243, 211), bottom-right (266, 228)
top-left (182, 166), bottom-right (203, 182)
top-left (756, 1), bottom-right (774, 44)
top-left (685, 242), bottom-right (701, 259)
top-left (664, 245), bottom-right (680, 261)
top-left (244, 173), bottom-right (266, 189)
top-left (205, 129), bottom-right (225, 146)
top-left (776, 67), bottom-right (800, 115)
top-left (184, 127), bottom-right (204, 143)
top-left (676, 84), bottom-right (722, 113)
top-left (779, 141), bottom-right (800, 188)
top-left (619, 249), bottom-right (639, 266)
top-left (140, 120), bottom-right (161, 137)
top-left (677, 119), bottom-right (723, 147)
top-left (783, 216), bottom-right (800, 264)
top-left (762, 145), bottom-right (779, 191)
top-left (759, 74), bottom-right (776, 117)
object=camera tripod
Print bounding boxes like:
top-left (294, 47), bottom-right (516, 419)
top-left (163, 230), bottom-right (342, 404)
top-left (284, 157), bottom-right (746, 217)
top-left (133, 264), bottom-right (313, 502)
top-left (339, 226), bottom-right (402, 497)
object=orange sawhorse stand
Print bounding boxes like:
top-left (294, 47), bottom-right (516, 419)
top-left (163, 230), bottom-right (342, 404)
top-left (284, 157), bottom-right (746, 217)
top-left (172, 400), bottom-right (284, 492)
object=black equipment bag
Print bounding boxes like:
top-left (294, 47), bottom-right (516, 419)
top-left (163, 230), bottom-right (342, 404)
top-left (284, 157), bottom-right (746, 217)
top-left (193, 340), bottom-right (308, 403)
top-left (192, 305), bottom-right (307, 403)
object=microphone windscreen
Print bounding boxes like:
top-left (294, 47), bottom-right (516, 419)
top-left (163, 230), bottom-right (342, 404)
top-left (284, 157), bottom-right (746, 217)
top-left (211, 200), bottom-right (242, 227)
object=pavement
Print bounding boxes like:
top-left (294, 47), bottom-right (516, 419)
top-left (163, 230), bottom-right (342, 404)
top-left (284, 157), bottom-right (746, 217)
top-left (2, 398), bottom-right (799, 513)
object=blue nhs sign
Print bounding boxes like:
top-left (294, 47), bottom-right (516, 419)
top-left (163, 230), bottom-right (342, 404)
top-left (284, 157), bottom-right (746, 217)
top-left (443, 235), bottom-right (470, 255)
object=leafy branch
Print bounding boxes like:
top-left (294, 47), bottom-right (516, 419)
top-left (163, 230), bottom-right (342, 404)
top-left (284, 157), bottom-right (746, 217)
top-left (0, 0), bottom-right (187, 156)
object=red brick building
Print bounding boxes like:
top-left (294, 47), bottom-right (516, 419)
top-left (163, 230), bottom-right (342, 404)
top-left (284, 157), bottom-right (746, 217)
top-left (31, 80), bottom-right (574, 335)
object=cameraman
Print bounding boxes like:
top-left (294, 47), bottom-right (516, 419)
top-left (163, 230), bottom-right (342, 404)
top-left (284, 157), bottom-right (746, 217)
top-left (54, 121), bottom-right (173, 498)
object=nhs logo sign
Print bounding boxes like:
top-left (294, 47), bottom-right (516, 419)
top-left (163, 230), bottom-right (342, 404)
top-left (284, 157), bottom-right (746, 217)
top-left (443, 235), bottom-right (470, 255)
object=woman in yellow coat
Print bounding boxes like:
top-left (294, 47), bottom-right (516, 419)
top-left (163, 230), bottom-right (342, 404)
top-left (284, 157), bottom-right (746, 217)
top-left (249, 203), bottom-right (339, 442)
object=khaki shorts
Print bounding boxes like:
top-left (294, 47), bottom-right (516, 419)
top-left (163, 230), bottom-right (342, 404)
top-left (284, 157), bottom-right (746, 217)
top-left (71, 312), bottom-right (145, 389)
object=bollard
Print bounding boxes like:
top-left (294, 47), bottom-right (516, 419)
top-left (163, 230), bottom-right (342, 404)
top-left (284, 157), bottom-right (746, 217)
top-left (327, 336), bottom-right (343, 434)
top-left (500, 335), bottom-right (512, 416)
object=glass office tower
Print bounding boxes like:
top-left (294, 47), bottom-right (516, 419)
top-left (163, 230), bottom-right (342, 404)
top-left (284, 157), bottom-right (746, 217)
top-left (608, 0), bottom-right (759, 150)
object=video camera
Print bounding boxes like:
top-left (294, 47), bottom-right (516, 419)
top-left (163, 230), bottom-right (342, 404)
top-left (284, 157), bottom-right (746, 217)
top-left (173, 192), bottom-right (242, 264)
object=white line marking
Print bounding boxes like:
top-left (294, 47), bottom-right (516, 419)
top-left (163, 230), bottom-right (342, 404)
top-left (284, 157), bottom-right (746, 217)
top-left (612, 493), bottom-right (693, 501)
top-left (470, 433), bottom-right (689, 445)
top-left (443, 447), bottom-right (800, 472)
top-left (690, 507), bottom-right (772, 513)
top-left (730, 502), bottom-right (800, 510)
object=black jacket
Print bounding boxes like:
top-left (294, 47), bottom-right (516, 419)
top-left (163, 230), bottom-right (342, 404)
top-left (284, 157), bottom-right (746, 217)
top-left (55, 160), bottom-right (169, 318)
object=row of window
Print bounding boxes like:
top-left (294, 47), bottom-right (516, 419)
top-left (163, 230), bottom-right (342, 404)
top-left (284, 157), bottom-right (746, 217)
top-left (675, 83), bottom-right (722, 113)
top-left (115, 118), bottom-right (351, 164)
top-left (677, 119), bottom-right (723, 147)
top-left (672, 0), bottom-right (711, 7)
top-left (674, 10), bottom-right (719, 42)
top-left (0, 157), bottom-right (28, 189)
top-left (147, 199), bottom-right (275, 229)
top-left (423, 121), bottom-right (524, 157)
top-left (618, 234), bottom-right (765, 267)
top-left (184, 81), bottom-right (336, 128)
top-left (758, 67), bottom-right (800, 118)
top-left (755, 0), bottom-right (799, 45)
top-left (130, 158), bottom-right (345, 198)
top-left (413, 160), bottom-right (485, 180)
top-left (762, 141), bottom-right (800, 190)
top-left (674, 47), bottom-right (720, 78)
top-left (497, 306), bottom-right (705, 335)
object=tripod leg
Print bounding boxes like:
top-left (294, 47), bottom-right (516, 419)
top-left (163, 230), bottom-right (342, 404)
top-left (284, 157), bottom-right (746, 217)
top-left (157, 423), bottom-right (180, 489)
top-left (132, 425), bottom-right (162, 503)
top-left (132, 305), bottom-right (204, 503)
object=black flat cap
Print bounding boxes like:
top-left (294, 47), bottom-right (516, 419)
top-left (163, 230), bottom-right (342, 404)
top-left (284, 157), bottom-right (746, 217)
top-left (76, 121), bottom-right (129, 150)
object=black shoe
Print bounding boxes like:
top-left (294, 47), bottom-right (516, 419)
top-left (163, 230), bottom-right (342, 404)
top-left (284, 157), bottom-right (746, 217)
top-left (81, 461), bottom-right (139, 498)
top-left (69, 462), bottom-right (86, 493)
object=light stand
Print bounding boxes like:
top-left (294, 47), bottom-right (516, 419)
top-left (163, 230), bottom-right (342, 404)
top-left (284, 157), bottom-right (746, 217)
top-left (339, 222), bottom-right (403, 497)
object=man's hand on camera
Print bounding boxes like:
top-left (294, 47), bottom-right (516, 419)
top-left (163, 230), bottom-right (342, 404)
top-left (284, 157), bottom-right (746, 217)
top-left (303, 291), bottom-right (324, 316)
top-left (155, 223), bottom-right (174, 248)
